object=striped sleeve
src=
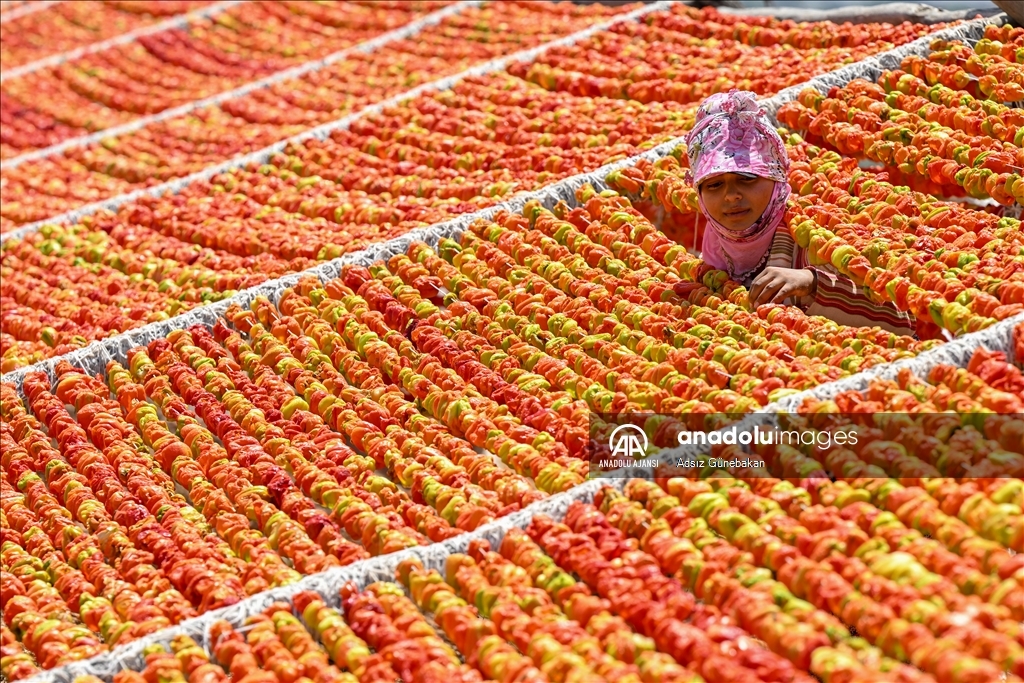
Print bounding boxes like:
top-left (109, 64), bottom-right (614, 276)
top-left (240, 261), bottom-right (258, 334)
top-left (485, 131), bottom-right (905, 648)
top-left (808, 268), bottom-right (917, 337)
top-left (768, 227), bottom-right (796, 270)
top-left (782, 229), bottom-right (917, 337)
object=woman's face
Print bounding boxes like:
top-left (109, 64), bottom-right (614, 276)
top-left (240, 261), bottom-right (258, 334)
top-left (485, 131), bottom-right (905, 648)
top-left (699, 172), bottom-right (776, 231)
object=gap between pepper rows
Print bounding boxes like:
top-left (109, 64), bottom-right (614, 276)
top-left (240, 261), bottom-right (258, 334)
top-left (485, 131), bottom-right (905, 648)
top-left (0, 0), bottom-right (246, 82)
top-left (0, 0), bottom-right (482, 170)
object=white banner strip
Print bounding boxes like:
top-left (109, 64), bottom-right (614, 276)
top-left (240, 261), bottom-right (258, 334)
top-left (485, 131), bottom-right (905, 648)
top-left (0, 0), bottom-right (678, 243)
top-left (717, 1), bottom-right (1003, 25)
top-left (0, 0), bottom-right (245, 82)
top-left (0, 0), bottom-right (481, 169)
top-left (0, 0), bottom-right (61, 23)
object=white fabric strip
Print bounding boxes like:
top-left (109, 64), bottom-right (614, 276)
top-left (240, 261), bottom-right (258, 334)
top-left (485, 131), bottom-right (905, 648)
top-left (0, 0), bottom-right (245, 82)
top-left (0, 0), bottom-right (61, 23)
top-left (717, 1), bottom-right (1003, 25)
top-left (0, 0), bottom-right (678, 243)
top-left (0, 1), bottom-right (481, 169)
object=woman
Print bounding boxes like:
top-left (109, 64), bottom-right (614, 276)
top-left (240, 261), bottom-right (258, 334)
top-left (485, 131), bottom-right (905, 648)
top-left (685, 90), bottom-right (916, 337)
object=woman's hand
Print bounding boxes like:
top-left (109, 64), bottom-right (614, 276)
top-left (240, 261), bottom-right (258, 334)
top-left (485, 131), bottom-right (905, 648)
top-left (749, 267), bottom-right (816, 306)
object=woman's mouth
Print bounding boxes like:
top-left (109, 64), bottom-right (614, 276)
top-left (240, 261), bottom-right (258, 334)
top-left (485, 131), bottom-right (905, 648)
top-left (724, 207), bottom-right (750, 218)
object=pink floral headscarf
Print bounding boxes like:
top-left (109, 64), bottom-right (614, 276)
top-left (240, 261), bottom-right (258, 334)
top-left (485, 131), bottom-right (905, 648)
top-left (685, 90), bottom-right (791, 279)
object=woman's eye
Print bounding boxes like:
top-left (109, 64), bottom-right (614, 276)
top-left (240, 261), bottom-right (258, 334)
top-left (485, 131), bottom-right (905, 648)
top-left (706, 182), bottom-right (722, 190)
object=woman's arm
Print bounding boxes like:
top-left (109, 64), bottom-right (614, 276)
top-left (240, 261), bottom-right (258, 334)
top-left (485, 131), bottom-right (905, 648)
top-left (749, 267), bottom-right (816, 306)
top-left (752, 229), bottom-right (917, 337)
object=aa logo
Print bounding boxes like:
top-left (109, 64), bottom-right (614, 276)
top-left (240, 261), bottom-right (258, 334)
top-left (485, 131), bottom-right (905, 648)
top-left (608, 423), bottom-right (648, 459)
